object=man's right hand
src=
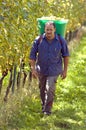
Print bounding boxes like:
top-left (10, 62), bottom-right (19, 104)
top-left (32, 69), bottom-right (38, 79)
top-left (29, 59), bottom-right (38, 78)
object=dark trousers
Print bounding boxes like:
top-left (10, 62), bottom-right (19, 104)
top-left (38, 74), bottom-right (58, 113)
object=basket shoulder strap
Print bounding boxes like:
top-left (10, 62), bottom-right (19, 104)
top-left (38, 35), bottom-right (43, 44)
top-left (58, 34), bottom-right (62, 44)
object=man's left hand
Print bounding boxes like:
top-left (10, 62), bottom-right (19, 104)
top-left (61, 70), bottom-right (67, 79)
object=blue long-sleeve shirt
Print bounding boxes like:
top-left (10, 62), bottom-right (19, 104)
top-left (30, 34), bottom-right (69, 76)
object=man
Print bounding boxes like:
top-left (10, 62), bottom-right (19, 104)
top-left (29, 21), bottom-right (69, 115)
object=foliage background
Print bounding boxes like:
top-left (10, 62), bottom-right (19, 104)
top-left (0, 33), bottom-right (86, 130)
top-left (0, 0), bottom-right (86, 71)
top-left (0, 1), bottom-right (86, 129)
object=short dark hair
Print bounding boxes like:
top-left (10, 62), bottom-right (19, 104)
top-left (45, 21), bottom-right (56, 28)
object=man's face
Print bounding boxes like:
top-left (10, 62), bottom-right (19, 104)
top-left (45, 23), bottom-right (56, 40)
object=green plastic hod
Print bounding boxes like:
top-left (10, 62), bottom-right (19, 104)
top-left (37, 18), bottom-right (68, 37)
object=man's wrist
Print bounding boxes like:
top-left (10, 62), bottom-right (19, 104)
top-left (31, 66), bottom-right (35, 71)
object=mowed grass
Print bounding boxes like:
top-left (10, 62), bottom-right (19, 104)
top-left (0, 35), bottom-right (86, 130)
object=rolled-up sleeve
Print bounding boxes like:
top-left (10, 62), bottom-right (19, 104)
top-left (61, 37), bottom-right (69, 57)
top-left (29, 40), bottom-right (38, 61)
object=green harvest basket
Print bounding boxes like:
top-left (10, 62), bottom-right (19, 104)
top-left (37, 18), bottom-right (68, 37)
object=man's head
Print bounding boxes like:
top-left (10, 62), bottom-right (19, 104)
top-left (45, 21), bottom-right (56, 40)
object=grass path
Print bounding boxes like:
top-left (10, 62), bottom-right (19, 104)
top-left (0, 35), bottom-right (86, 130)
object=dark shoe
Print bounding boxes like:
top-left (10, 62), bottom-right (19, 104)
top-left (43, 111), bottom-right (51, 116)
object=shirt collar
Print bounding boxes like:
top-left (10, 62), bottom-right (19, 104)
top-left (42, 33), bottom-right (46, 39)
